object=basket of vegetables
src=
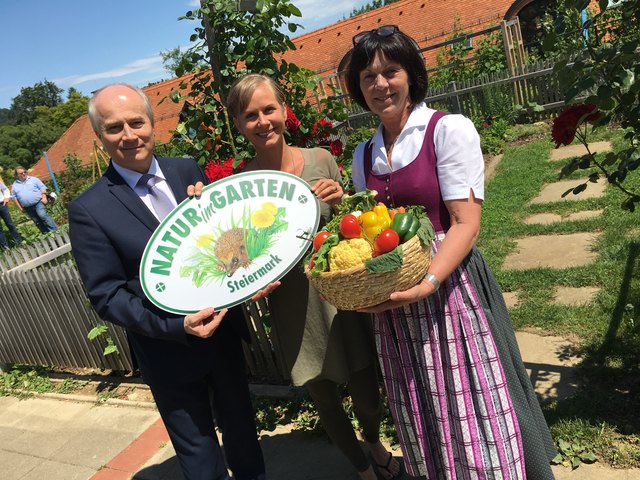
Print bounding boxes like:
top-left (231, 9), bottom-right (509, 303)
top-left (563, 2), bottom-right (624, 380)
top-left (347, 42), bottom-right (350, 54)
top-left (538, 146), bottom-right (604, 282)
top-left (304, 189), bottom-right (434, 311)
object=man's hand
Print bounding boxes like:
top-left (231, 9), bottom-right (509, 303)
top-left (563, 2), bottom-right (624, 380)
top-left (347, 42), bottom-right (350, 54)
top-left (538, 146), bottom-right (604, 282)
top-left (41, 193), bottom-right (48, 205)
top-left (1, 198), bottom-right (8, 206)
top-left (187, 181), bottom-right (205, 199)
top-left (250, 281), bottom-right (281, 302)
top-left (184, 307), bottom-right (227, 338)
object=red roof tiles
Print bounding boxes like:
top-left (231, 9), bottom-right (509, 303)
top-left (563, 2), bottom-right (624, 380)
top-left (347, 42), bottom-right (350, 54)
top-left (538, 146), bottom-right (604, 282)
top-left (31, 76), bottom-right (192, 180)
top-left (32, 0), bottom-right (514, 181)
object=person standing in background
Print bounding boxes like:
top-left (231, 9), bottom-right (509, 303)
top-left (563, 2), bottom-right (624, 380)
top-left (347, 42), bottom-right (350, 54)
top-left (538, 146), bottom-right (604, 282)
top-left (0, 179), bottom-right (24, 248)
top-left (11, 167), bottom-right (58, 233)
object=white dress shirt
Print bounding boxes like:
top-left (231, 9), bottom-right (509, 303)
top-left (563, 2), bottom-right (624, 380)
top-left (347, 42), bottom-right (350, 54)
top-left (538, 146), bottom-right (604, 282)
top-left (112, 157), bottom-right (178, 220)
top-left (0, 181), bottom-right (11, 202)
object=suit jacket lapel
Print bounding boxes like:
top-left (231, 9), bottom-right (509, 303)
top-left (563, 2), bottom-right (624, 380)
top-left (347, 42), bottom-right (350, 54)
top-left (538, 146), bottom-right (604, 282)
top-left (158, 157), bottom-right (189, 205)
top-left (104, 163), bottom-right (159, 232)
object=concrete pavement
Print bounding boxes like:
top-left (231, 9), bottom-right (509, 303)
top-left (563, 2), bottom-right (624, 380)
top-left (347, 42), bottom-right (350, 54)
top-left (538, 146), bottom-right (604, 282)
top-left (0, 394), bottom-right (380, 480)
top-left (2, 331), bottom-right (640, 480)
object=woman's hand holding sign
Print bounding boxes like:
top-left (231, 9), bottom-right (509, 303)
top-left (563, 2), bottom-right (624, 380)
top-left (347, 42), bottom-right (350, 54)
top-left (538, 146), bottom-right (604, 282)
top-left (184, 307), bottom-right (228, 338)
top-left (250, 280), bottom-right (281, 301)
top-left (311, 178), bottom-right (343, 207)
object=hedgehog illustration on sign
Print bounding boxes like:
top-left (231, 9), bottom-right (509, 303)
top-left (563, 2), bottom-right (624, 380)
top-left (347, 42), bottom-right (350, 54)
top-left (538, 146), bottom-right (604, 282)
top-left (214, 227), bottom-right (250, 277)
top-left (180, 202), bottom-right (289, 287)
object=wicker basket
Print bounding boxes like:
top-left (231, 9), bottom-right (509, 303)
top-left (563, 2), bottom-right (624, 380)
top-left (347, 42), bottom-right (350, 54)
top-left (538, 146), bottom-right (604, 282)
top-left (305, 235), bottom-right (432, 310)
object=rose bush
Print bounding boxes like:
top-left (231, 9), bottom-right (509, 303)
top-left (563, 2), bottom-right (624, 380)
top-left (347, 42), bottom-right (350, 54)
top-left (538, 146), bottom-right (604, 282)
top-left (551, 103), bottom-right (600, 147)
top-left (170, 0), bottom-right (347, 184)
top-left (553, 103), bottom-right (639, 203)
top-left (546, 0), bottom-right (640, 210)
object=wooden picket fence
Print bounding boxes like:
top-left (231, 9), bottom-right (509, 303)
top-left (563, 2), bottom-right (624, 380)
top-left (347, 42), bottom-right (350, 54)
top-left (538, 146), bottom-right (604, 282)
top-left (331, 57), bottom-right (568, 130)
top-left (0, 230), bottom-right (290, 384)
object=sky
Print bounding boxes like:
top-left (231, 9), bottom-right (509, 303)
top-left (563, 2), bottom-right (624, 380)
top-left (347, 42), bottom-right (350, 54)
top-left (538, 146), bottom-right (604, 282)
top-left (0, 0), bottom-right (368, 109)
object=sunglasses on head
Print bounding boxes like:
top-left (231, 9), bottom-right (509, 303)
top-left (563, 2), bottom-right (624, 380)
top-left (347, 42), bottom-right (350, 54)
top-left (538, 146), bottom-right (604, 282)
top-left (352, 25), bottom-right (399, 47)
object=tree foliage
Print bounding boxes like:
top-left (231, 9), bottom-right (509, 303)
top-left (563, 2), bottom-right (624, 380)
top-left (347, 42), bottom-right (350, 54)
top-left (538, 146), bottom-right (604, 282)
top-left (160, 46), bottom-right (208, 77)
top-left (0, 121), bottom-right (62, 172)
top-left (55, 153), bottom-right (94, 205)
top-left (168, 0), bottom-right (347, 174)
top-left (349, 0), bottom-right (400, 18)
top-left (428, 18), bottom-right (507, 89)
top-left (540, 0), bottom-right (587, 59)
top-left (548, 0), bottom-right (640, 210)
top-left (0, 84), bottom-right (89, 173)
top-left (9, 80), bottom-right (63, 124)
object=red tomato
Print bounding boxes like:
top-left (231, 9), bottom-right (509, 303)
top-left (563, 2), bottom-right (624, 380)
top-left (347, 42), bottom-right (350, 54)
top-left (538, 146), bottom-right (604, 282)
top-left (374, 229), bottom-right (400, 254)
top-left (309, 253), bottom-right (316, 269)
top-left (313, 231), bottom-right (332, 251)
top-left (339, 214), bottom-right (362, 239)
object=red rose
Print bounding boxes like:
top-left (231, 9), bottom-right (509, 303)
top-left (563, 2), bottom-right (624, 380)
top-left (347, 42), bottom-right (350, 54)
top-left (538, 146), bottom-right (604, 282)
top-left (204, 161), bottom-right (224, 183)
top-left (204, 158), bottom-right (235, 183)
top-left (285, 107), bottom-right (301, 133)
top-left (551, 104), bottom-right (600, 147)
top-left (311, 119), bottom-right (333, 140)
top-left (329, 139), bottom-right (343, 157)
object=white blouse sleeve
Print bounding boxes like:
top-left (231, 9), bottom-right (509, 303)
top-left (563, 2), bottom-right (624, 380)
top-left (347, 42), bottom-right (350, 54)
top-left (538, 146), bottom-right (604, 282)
top-left (435, 114), bottom-right (484, 201)
top-left (351, 141), bottom-right (368, 193)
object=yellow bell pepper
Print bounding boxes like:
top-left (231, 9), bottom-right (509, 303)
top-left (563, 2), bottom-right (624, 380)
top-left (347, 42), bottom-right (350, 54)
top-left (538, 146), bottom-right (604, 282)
top-left (359, 210), bottom-right (385, 240)
top-left (373, 203), bottom-right (391, 229)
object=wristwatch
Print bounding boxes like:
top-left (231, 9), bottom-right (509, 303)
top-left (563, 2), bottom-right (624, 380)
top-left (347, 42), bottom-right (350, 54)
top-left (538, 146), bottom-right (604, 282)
top-left (424, 273), bottom-right (441, 291)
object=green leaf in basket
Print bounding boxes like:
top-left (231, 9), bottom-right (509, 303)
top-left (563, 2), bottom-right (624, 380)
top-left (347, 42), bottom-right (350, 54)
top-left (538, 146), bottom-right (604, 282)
top-left (309, 233), bottom-right (339, 277)
top-left (416, 217), bottom-right (435, 246)
top-left (365, 246), bottom-right (403, 273)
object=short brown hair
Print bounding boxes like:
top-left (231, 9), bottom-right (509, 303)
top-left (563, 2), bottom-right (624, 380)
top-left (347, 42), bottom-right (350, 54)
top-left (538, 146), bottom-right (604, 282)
top-left (346, 29), bottom-right (428, 111)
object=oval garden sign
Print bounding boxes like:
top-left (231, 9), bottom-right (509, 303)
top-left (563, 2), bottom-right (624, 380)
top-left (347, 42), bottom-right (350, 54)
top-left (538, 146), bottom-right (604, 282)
top-left (140, 171), bottom-right (320, 314)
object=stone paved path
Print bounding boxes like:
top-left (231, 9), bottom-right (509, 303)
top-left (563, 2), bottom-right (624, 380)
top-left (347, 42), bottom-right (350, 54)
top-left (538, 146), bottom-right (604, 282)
top-left (549, 141), bottom-right (612, 161)
top-left (499, 142), bottom-right (608, 304)
top-left (524, 209), bottom-right (603, 225)
top-left (502, 232), bottom-right (600, 270)
top-left (530, 178), bottom-right (606, 204)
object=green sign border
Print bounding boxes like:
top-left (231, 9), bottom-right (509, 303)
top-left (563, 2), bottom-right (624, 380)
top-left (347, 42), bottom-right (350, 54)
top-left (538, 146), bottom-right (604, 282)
top-left (140, 170), bottom-right (320, 314)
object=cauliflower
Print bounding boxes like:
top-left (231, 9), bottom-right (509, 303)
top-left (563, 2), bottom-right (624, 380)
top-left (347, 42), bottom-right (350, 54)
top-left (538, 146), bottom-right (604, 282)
top-left (329, 238), bottom-right (373, 271)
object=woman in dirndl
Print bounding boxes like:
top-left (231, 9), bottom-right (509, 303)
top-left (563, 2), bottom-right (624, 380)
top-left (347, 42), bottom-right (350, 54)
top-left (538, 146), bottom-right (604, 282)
top-left (345, 25), bottom-right (556, 479)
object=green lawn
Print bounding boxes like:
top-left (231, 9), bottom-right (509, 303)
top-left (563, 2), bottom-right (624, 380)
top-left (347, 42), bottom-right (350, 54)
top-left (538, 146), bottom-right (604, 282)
top-left (479, 125), bottom-right (640, 468)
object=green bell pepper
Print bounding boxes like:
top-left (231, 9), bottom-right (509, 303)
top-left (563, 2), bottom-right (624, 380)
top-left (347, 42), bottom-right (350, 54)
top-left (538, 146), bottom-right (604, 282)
top-left (403, 215), bottom-right (421, 241)
top-left (391, 212), bottom-right (420, 242)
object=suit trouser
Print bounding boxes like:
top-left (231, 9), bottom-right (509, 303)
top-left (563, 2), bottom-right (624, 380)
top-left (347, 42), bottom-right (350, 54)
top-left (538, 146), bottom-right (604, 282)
top-left (148, 325), bottom-right (265, 480)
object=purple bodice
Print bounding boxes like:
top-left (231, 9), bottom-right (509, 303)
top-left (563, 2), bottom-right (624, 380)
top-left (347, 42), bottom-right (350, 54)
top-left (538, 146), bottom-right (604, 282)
top-left (364, 111), bottom-right (451, 232)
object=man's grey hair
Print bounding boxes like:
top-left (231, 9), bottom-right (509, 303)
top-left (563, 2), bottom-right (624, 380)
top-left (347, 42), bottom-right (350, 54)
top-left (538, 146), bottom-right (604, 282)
top-left (88, 83), bottom-right (155, 133)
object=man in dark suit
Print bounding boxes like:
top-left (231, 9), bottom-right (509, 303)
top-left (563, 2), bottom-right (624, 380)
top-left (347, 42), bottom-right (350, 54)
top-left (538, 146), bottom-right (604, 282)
top-left (68, 83), bottom-right (265, 480)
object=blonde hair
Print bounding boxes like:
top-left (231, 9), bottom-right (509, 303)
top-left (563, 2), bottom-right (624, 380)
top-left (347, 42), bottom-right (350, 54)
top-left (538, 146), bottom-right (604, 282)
top-left (226, 74), bottom-right (286, 119)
